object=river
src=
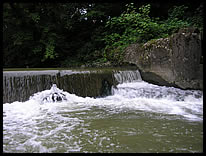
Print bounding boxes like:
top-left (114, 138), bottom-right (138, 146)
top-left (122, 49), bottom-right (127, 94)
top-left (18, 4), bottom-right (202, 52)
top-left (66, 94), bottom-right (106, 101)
top-left (3, 69), bottom-right (203, 153)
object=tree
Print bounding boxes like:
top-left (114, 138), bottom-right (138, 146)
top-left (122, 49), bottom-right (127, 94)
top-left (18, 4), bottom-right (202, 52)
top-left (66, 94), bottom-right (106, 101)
top-left (3, 2), bottom-right (203, 68)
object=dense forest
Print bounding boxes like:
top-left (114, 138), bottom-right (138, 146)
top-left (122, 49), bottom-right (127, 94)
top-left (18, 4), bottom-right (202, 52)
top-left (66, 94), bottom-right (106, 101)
top-left (3, 1), bottom-right (203, 68)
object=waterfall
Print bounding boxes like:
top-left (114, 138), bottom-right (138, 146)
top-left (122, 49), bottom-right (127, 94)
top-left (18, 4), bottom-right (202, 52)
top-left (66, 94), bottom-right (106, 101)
top-left (113, 70), bottom-right (142, 84)
top-left (3, 73), bottom-right (59, 103)
top-left (3, 69), bottom-right (141, 103)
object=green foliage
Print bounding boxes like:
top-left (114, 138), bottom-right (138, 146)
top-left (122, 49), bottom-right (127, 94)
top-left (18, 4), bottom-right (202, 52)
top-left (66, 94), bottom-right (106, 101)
top-left (168, 5), bottom-right (188, 20)
top-left (163, 5), bottom-right (190, 34)
top-left (3, 3), bottom-right (203, 68)
top-left (3, 3), bottom-right (84, 67)
top-left (30, 13), bottom-right (40, 23)
top-left (42, 38), bottom-right (58, 61)
top-left (12, 32), bottom-right (33, 45)
top-left (32, 45), bottom-right (42, 54)
top-left (60, 58), bottom-right (82, 67)
top-left (103, 3), bottom-right (164, 64)
top-left (103, 3), bottom-right (202, 65)
top-left (185, 4), bottom-right (203, 31)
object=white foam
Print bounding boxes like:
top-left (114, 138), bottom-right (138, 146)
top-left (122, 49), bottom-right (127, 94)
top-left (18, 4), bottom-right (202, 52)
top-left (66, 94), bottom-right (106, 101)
top-left (3, 80), bottom-right (203, 122)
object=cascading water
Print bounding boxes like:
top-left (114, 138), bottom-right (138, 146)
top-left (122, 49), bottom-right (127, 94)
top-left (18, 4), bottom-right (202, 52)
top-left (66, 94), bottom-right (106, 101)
top-left (113, 70), bottom-right (142, 83)
top-left (2, 69), bottom-right (140, 103)
top-left (3, 69), bottom-right (203, 153)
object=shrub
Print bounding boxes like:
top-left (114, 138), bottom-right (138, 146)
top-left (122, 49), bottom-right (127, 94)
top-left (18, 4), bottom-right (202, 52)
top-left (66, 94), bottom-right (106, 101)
top-left (102, 3), bottom-right (201, 65)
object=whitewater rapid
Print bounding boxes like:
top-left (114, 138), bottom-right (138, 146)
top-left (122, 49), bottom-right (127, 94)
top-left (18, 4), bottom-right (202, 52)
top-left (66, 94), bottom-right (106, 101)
top-left (3, 80), bottom-right (203, 122)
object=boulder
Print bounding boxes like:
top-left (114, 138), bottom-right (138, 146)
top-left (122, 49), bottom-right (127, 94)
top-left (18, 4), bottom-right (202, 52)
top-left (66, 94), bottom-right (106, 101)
top-left (123, 27), bottom-right (202, 90)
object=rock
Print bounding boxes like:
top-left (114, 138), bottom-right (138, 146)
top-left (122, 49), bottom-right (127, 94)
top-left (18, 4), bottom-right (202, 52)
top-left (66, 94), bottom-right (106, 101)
top-left (43, 84), bottom-right (67, 103)
top-left (123, 27), bottom-right (202, 90)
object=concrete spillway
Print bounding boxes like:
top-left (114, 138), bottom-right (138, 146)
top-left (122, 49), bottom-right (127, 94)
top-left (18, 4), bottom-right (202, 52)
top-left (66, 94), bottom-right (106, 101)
top-left (3, 68), bottom-right (141, 103)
